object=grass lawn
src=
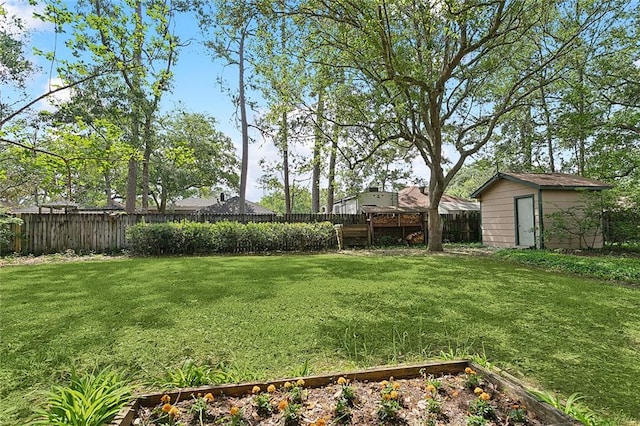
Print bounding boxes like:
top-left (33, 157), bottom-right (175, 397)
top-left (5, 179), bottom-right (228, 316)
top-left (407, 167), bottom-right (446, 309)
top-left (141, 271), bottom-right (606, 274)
top-left (1, 253), bottom-right (639, 424)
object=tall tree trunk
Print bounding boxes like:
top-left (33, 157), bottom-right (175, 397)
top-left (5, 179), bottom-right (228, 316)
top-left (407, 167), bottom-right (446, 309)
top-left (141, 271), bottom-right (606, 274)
top-left (141, 111), bottom-right (154, 212)
top-left (577, 66), bottom-right (586, 176)
top-left (125, 156), bottom-right (137, 212)
top-left (427, 171), bottom-right (445, 252)
top-left (125, 0), bottom-right (144, 214)
top-left (522, 107), bottom-right (532, 169)
top-left (282, 111), bottom-right (291, 214)
top-left (539, 84), bottom-right (556, 172)
top-left (238, 28), bottom-right (249, 215)
top-left (311, 89), bottom-right (324, 213)
top-left (160, 184), bottom-right (167, 213)
top-left (279, 4), bottom-right (291, 215)
top-left (104, 171), bottom-right (112, 206)
top-left (326, 121), bottom-right (339, 214)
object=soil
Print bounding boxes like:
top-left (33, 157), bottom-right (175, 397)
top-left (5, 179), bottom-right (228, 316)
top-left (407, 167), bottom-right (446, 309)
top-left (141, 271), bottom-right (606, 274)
top-left (133, 372), bottom-right (542, 426)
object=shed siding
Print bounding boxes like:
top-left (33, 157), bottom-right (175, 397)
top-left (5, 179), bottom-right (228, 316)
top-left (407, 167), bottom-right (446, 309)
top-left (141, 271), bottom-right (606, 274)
top-left (478, 180), bottom-right (539, 248)
top-left (541, 190), bottom-right (605, 249)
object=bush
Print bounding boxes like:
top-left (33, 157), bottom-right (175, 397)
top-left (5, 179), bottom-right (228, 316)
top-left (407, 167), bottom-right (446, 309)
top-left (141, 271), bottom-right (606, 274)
top-left (126, 220), bottom-right (336, 255)
top-left (0, 209), bottom-right (23, 255)
top-left (32, 368), bottom-right (131, 426)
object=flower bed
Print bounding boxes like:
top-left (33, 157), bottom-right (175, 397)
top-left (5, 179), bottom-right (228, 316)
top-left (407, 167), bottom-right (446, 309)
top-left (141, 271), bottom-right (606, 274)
top-left (114, 361), bottom-right (577, 426)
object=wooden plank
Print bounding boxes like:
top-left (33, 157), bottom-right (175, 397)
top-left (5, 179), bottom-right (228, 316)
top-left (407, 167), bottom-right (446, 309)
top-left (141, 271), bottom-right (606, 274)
top-left (471, 362), bottom-right (578, 425)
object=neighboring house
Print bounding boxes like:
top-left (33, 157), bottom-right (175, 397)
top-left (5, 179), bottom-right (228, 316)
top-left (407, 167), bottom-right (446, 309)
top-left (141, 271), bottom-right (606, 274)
top-left (331, 186), bottom-right (479, 214)
top-left (331, 188), bottom-right (399, 213)
top-left (399, 186), bottom-right (480, 214)
top-left (165, 196), bottom-right (222, 213)
top-left (470, 172), bottom-right (612, 249)
top-left (198, 196), bottom-right (276, 214)
top-left (157, 194), bottom-right (274, 214)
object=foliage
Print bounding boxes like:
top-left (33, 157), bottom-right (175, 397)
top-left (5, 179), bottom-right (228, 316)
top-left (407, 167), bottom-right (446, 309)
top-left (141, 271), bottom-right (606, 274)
top-left (281, 401), bottom-right (302, 426)
top-left (531, 391), bottom-right (602, 426)
top-left (253, 392), bottom-right (272, 417)
top-left (468, 399), bottom-right (496, 420)
top-left (31, 368), bottom-right (131, 426)
top-left (494, 249), bottom-right (640, 283)
top-left (164, 359), bottom-right (231, 388)
top-left (603, 206), bottom-right (640, 246)
top-left (377, 398), bottom-right (401, 424)
top-left (0, 209), bottom-right (22, 255)
top-left (543, 191), bottom-right (608, 249)
top-left (126, 220), bottom-right (336, 255)
top-left (292, 0), bottom-right (617, 251)
top-left (466, 414), bottom-right (488, 426)
top-left (151, 110), bottom-right (240, 212)
top-left (2, 255), bottom-right (639, 424)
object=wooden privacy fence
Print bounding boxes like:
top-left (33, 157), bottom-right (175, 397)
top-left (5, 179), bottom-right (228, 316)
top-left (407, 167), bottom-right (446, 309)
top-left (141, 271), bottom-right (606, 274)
top-left (442, 211), bottom-right (481, 243)
top-left (7, 213), bottom-right (365, 255)
top-left (6, 211), bottom-right (480, 255)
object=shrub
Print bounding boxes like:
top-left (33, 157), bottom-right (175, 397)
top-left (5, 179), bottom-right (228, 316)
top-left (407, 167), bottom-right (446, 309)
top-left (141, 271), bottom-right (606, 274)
top-left (126, 220), bottom-right (336, 255)
top-left (31, 368), bottom-right (131, 426)
top-left (0, 209), bottom-right (23, 255)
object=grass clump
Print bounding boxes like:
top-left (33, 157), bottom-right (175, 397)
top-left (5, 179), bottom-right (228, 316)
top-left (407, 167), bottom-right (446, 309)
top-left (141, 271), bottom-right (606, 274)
top-left (494, 249), bottom-right (640, 283)
top-left (31, 368), bottom-right (130, 426)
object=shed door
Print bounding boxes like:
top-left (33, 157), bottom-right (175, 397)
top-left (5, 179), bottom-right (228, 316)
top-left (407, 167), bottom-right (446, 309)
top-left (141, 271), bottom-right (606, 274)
top-left (516, 196), bottom-right (535, 247)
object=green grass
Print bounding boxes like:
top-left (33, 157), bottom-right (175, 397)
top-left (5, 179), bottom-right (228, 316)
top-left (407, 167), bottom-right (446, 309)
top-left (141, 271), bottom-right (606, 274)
top-left (1, 254), bottom-right (639, 424)
top-left (494, 249), bottom-right (640, 283)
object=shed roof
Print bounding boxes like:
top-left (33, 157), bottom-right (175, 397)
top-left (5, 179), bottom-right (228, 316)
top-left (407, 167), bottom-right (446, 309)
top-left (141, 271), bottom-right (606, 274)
top-left (470, 172), bottom-right (613, 198)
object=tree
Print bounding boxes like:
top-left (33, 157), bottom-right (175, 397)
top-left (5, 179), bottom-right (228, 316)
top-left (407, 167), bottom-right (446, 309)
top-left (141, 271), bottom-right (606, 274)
top-left (296, 0), bottom-right (617, 250)
top-left (0, 4), bottom-right (35, 121)
top-left (39, 0), bottom-right (184, 212)
top-left (197, 0), bottom-right (260, 215)
top-left (150, 111), bottom-right (240, 212)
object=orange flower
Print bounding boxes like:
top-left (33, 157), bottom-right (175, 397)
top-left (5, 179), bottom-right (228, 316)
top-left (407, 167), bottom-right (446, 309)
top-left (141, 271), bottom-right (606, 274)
top-left (389, 390), bottom-right (399, 399)
top-left (479, 392), bottom-right (491, 401)
top-left (162, 403), bottom-right (173, 413)
top-left (379, 380), bottom-right (389, 388)
top-left (204, 393), bottom-right (214, 402)
top-left (252, 385), bottom-right (261, 394)
top-left (337, 377), bottom-right (348, 385)
top-left (267, 384), bottom-right (276, 393)
top-left (230, 406), bottom-right (240, 416)
top-left (464, 367), bottom-right (476, 375)
top-left (426, 384), bottom-right (436, 393)
top-left (169, 406), bottom-right (180, 417)
top-left (313, 419), bottom-right (327, 426)
top-left (296, 379), bottom-right (305, 386)
top-left (473, 387), bottom-right (484, 395)
top-left (278, 399), bottom-right (289, 411)
top-left (284, 381), bottom-right (293, 389)
top-left (392, 382), bottom-right (401, 390)
top-left (160, 394), bottom-right (171, 404)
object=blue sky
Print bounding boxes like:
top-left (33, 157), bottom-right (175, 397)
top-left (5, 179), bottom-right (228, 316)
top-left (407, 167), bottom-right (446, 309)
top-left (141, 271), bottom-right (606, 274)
top-left (6, 0), bottom-right (287, 202)
top-left (5, 1), bottom-right (431, 203)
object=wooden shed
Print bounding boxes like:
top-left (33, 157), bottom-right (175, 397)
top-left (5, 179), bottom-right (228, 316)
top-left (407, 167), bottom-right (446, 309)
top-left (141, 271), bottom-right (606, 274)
top-left (470, 172), bottom-right (612, 249)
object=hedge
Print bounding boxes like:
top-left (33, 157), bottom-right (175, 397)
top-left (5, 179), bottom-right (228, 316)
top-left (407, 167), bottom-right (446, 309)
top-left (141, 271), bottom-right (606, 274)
top-left (126, 220), bottom-right (337, 255)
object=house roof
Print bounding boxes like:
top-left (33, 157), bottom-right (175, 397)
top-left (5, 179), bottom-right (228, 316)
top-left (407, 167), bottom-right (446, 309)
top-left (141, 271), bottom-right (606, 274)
top-left (173, 197), bottom-right (222, 208)
top-left (399, 186), bottom-right (480, 214)
top-left (470, 172), bottom-right (613, 198)
top-left (198, 196), bottom-right (275, 214)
